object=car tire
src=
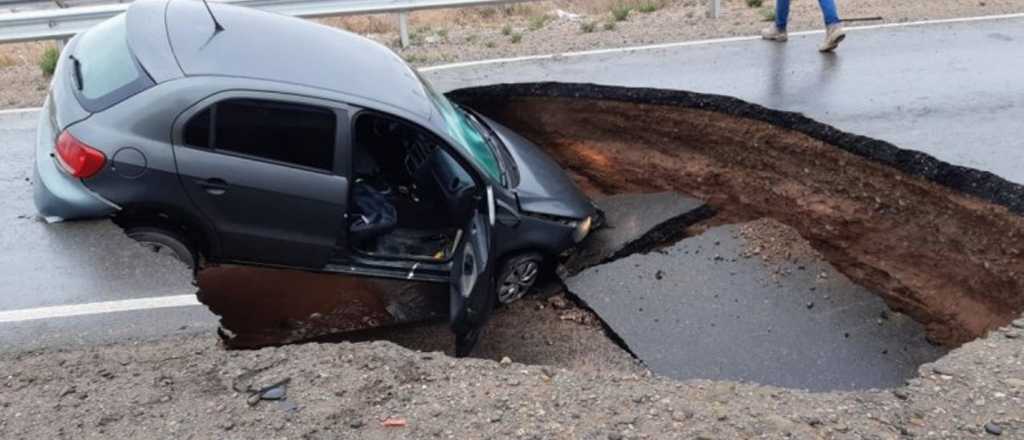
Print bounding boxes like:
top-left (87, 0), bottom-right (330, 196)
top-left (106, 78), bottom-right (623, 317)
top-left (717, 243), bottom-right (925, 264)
top-left (125, 226), bottom-right (196, 269)
top-left (496, 252), bottom-right (543, 305)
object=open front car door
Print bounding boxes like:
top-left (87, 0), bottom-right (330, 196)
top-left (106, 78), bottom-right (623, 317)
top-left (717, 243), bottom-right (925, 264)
top-left (449, 186), bottom-right (498, 357)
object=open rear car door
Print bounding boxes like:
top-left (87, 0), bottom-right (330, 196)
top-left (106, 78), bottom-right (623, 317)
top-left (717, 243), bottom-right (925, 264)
top-left (449, 187), bottom-right (498, 357)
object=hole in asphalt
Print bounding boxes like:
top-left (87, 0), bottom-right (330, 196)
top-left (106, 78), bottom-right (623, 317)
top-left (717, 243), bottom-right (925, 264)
top-left (191, 84), bottom-right (1024, 392)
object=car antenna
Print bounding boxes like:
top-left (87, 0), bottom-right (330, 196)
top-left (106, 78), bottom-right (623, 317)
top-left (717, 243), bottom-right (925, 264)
top-left (200, 0), bottom-right (224, 32)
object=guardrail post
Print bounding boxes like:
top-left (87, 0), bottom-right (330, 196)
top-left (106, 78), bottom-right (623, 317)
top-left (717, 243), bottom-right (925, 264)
top-left (56, 37), bottom-right (68, 52)
top-left (398, 11), bottom-right (409, 48)
top-left (707, 0), bottom-right (720, 18)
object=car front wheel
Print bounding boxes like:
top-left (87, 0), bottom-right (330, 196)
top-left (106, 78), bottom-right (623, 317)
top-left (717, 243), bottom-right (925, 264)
top-left (496, 252), bottom-right (543, 305)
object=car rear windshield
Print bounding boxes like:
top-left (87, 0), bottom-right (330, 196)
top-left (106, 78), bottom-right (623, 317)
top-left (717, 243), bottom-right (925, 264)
top-left (71, 14), bottom-right (153, 112)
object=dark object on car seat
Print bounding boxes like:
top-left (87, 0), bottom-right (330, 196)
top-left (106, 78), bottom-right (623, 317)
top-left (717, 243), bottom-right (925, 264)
top-left (349, 182), bottom-right (398, 246)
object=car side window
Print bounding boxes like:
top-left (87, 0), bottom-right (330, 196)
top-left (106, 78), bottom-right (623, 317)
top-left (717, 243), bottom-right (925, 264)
top-left (183, 98), bottom-right (337, 171)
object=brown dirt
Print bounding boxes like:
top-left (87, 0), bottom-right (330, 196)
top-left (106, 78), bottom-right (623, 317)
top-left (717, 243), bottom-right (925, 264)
top-left (469, 96), bottom-right (1024, 347)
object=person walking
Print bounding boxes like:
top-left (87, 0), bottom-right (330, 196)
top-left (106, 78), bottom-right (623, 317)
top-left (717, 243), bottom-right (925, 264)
top-left (761, 0), bottom-right (846, 52)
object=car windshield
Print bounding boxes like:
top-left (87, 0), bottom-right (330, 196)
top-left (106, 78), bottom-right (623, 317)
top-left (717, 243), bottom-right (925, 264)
top-left (416, 74), bottom-right (503, 183)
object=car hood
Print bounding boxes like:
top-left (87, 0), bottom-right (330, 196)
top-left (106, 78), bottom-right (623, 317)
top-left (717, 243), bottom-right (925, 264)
top-left (480, 115), bottom-right (595, 219)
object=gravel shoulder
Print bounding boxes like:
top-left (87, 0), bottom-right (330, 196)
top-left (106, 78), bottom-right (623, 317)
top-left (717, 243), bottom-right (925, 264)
top-left (2, 0), bottom-right (1023, 109)
top-left (1, 319), bottom-right (1021, 439)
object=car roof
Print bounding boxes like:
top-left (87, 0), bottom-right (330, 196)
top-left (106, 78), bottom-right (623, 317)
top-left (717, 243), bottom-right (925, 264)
top-left (150, 0), bottom-right (436, 122)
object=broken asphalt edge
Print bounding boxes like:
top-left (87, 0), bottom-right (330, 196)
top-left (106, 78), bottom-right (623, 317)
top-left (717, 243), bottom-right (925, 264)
top-left (555, 199), bottom-right (715, 365)
top-left (449, 82), bottom-right (1024, 216)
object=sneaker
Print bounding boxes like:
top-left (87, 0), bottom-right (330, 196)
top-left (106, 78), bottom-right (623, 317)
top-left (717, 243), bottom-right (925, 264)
top-left (761, 25), bottom-right (788, 42)
top-left (819, 23), bottom-right (846, 52)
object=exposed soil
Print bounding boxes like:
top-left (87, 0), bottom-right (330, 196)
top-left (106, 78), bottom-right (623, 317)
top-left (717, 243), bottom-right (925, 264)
top-left (457, 94), bottom-right (1024, 347)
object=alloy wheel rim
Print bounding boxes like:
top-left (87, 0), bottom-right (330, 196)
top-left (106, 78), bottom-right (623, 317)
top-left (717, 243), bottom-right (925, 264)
top-left (498, 260), bottom-right (539, 304)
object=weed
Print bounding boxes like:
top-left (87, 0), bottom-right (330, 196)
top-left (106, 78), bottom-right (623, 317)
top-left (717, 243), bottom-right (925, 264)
top-left (510, 32), bottom-right (522, 43)
top-left (403, 53), bottom-right (426, 64)
top-left (580, 21), bottom-right (596, 33)
top-left (501, 24), bottom-right (513, 35)
top-left (602, 21), bottom-right (616, 31)
top-left (637, 1), bottom-right (660, 13)
top-left (465, 34), bottom-right (478, 43)
top-left (477, 7), bottom-right (497, 19)
top-left (437, 28), bottom-right (448, 39)
top-left (528, 14), bottom-right (550, 31)
top-left (760, 6), bottom-right (776, 21)
top-left (611, 4), bottom-right (631, 22)
top-left (746, 0), bottom-right (762, 7)
top-left (0, 54), bottom-right (16, 69)
top-left (39, 46), bottom-right (59, 76)
top-left (485, 41), bottom-right (497, 48)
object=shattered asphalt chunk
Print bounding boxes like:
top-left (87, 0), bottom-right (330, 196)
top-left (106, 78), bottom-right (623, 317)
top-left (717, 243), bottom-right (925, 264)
top-left (564, 220), bottom-right (946, 391)
top-left (561, 191), bottom-right (709, 275)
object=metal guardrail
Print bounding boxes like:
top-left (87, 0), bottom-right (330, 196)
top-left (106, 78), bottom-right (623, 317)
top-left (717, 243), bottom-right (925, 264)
top-left (0, 0), bottom-right (723, 47)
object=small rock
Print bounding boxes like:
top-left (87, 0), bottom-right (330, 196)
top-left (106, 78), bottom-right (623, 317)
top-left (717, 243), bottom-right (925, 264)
top-left (1004, 330), bottom-right (1020, 339)
top-left (348, 419), bottom-right (365, 429)
top-left (607, 432), bottom-right (624, 440)
top-left (1003, 378), bottom-right (1024, 388)
top-left (892, 389), bottom-right (910, 400)
top-left (805, 302), bottom-right (814, 310)
top-left (984, 422), bottom-right (1002, 436)
top-left (58, 386), bottom-right (76, 398)
top-left (500, 356), bottom-right (512, 366)
top-left (547, 296), bottom-right (571, 310)
top-left (1011, 319), bottom-right (1024, 329)
top-left (655, 270), bottom-right (665, 280)
top-left (932, 366), bottom-right (955, 377)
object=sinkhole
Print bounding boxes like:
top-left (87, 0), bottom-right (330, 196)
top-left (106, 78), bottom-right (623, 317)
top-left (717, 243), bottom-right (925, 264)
top-left (447, 83), bottom-right (1024, 390)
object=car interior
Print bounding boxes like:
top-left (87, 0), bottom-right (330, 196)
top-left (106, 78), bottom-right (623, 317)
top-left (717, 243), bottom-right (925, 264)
top-left (348, 112), bottom-right (478, 261)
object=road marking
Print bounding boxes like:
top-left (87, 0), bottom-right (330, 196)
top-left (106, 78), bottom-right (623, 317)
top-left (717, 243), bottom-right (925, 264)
top-left (0, 295), bottom-right (201, 323)
top-left (422, 12), bottom-right (1024, 72)
top-left (0, 107), bottom-right (40, 115)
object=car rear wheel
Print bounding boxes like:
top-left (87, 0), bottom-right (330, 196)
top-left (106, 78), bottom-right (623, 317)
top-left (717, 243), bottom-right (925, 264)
top-left (125, 227), bottom-right (196, 269)
top-left (497, 252), bottom-right (543, 305)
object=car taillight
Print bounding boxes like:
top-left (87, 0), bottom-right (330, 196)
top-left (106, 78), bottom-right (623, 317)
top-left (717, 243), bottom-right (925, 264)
top-left (55, 130), bottom-right (106, 178)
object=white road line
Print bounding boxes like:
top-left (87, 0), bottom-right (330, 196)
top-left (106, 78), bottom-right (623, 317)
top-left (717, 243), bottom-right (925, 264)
top-left (422, 12), bottom-right (1024, 72)
top-left (0, 107), bottom-right (40, 115)
top-left (0, 295), bottom-right (201, 323)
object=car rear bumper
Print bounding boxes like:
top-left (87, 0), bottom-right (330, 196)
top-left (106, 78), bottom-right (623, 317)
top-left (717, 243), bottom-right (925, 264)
top-left (32, 102), bottom-right (117, 223)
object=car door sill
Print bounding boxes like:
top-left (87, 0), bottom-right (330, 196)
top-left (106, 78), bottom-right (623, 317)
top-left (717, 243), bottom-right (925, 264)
top-left (322, 262), bottom-right (449, 283)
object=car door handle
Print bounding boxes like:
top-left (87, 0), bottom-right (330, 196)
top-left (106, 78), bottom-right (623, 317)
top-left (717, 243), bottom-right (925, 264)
top-left (198, 178), bottom-right (228, 196)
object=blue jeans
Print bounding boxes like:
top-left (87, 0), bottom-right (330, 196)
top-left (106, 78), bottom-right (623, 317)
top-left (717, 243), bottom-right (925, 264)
top-left (775, 0), bottom-right (841, 30)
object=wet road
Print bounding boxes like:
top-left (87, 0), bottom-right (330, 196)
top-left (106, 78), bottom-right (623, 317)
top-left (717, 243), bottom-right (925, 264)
top-left (0, 110), bottom-right (216, 353)
top-left (1, 15), bottom-right (1022, 354)
top-left (425, 15), bottom-right (1024, 185)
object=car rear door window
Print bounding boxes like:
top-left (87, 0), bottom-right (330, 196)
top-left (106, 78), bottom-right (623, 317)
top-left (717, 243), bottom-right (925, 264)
top-left (183, 99), bottom-right (337, 171)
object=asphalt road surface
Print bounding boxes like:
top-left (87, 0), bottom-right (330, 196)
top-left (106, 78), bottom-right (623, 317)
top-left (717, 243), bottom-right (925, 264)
top-left (1, 15), bottom-right (1021, 357)
top-left (425, 15), bottom-right (1024, 185)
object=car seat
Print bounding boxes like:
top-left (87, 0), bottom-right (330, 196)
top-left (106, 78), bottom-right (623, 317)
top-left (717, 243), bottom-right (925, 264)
top-left (349, 181), bottom-right (398, 247)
